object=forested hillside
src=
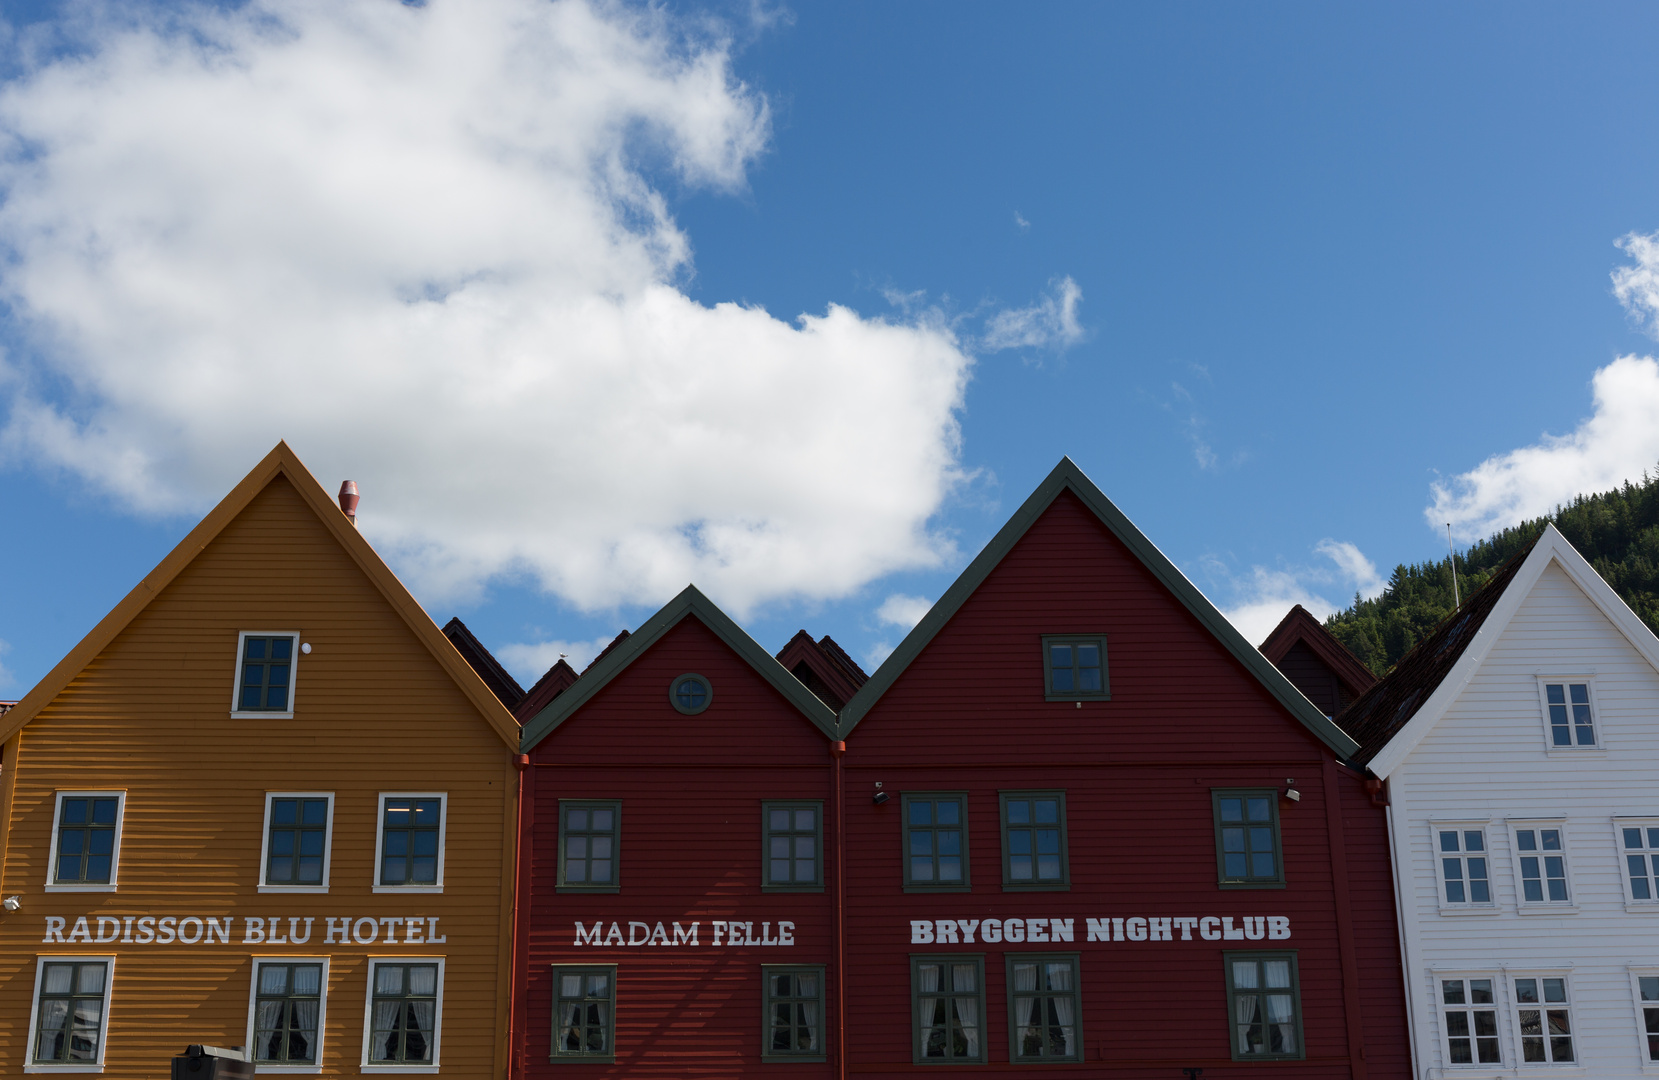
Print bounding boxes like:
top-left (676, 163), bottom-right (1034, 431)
top-left (1325, 470), bottom-right (1659, 676)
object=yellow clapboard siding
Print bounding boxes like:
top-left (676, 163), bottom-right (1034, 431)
top-left (0, 456), bottom-right (518, 1080)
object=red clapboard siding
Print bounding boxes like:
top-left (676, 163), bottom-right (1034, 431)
top-left (520, 616), bottom-right (837, 1079)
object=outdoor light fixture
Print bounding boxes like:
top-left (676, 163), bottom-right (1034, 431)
top-left (1284, 779), bottom-right (1301, 802)
top-left (873, 782), bottom-right (889, 806)
top-left (2, 896), bottom-right (20, 912)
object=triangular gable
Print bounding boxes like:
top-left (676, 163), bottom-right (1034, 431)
top-left (835, 457), bottom-right (1360, 758)
top-left (1259, 604), bottom-right (1377, 697)
top-left (515, 657), bottom-right (580, 723)
top-left (776, 631), bottom-right (868, 713)
top-left (1358, 524), bottom-right (1659, 778)
top-left (519, 585), bottom-right (841, 752)
top-left (1, 442), bottom-right (520, 749)
top-left (443, 616), bottom-right (527, 710)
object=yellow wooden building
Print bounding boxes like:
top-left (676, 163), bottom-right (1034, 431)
top-left (0, 443), bottom-right (521, 1078)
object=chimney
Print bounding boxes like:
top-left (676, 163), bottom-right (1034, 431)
top-left (338, 481), bottom-right (360, 524)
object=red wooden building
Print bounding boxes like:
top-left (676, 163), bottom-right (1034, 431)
top-left (508, 458), bottom-right (1408, 1078)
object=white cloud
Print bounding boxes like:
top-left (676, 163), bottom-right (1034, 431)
top-left (1612, 231), bottom-right (1659, 335)
top-left (496, 633), bottom-right (618, 685)
top-left (982, 276), bottom-right (1084, 352)
top-left (1427, 355), bottom-right (1659, 541)
top-left (863, 640), bottom-right (894, 670)
top-left (1013, 211), bottom-right (1030, 232)
top-left (1212, 540), bottom-right (1385, 647)
top-left (0, 0), bottom-right (973, 616)
top-left (875, 593), bottom-right (931, 629)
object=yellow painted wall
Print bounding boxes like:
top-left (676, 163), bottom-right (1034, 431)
top-left (0, 474), bottom-right (517, 1078)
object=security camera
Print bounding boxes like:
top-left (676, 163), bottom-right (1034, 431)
top-left (2, 896), bottom-right (20, 912)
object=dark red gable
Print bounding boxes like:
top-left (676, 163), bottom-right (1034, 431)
top-left (1260, 604), bottom-right (1378, 718)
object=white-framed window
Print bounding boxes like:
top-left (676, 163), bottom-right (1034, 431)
top-left (232, 631), bottom-right (301, 719)
top-left (1630, 969), bottom-right (1659, 1066)
top-left (1618, 819), bottom-right (1659, 908)
top-left (259, 794), bottom-right (334, 893)
top-left (45, 792), bottom-right (126, 893)
top-left (373, 794), bottom-right (447, 893)
top-left (1536, 677), bottom-right (1598, 749)
top-left (245, 958), bottom-right (330, 1073)
top-left (26, 956), bottom-right (114, 1073)
top-left (1437, 974), bottom-right (1502, 1067)
top-left (1508, 821), bottom-right (1575, 911)
top-left (361, 958), bottom-right (444, 1073)
top-left (1511, 974), bottom-right (1576, 1064)
top-left (1432, 822), bottom-right (1495, 912)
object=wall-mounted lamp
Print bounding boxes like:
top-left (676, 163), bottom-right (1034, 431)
top-left (873, 781), bottom-right (888, 806)
top-left (1284, 778), bottom-right (1301, 802)
top-left (2, 896), bottom-right (20, 912)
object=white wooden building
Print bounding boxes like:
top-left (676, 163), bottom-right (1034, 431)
top-left (1342, 524), bottom-right (1659, 1079)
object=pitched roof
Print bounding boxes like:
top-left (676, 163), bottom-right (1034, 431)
top-left (834, 457), bottom-right (1360, 758)
top-left (1342, 524), bottom-right (1659, 777)
top-left (0, 442), bottom-right (520, 749)
top-left (1259, 604), bottom-right (1377, 696)
top-left (519, 586), bottom-right (841, 752)
top-left (0, 701), bottom-right (14, 716)
top-left (776, 631), bottom-right (869, 712)
top-left (515, 657), bottom-right (580, 723)
top-left (442, 617), bottom-right (526, 710)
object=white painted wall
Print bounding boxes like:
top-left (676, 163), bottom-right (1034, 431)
top-left (1393, 560), bottom-right (1659, 1078)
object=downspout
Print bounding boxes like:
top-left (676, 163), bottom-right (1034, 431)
top-left (832, 739), bottom-right (847, 1080)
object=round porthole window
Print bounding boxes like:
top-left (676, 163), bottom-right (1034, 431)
top-left (671, 673), bottom-right (713, 715)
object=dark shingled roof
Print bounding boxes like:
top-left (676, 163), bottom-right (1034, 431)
top-left (442, 617), bottom-right (525, 710)
top-left (1336, 539), bottom-right (1536, 765)
top-left (776, 631), bottom-right (869, 712)
top-left (515, 657), bottom-right (580, 723)
top-left (1259, 604), bottom-right (1377, 698)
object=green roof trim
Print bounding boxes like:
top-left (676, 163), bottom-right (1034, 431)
top-left (519, 584), bottom-right (842, 753)
top-left (833, 457), bottom-right (1361, 760)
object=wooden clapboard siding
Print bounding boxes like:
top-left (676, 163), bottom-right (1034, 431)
top-left (520, 615), bottom-right (837, 1080)
top-left (1390, 558), bottom-right (1659, 1076)
top-left (0, 456), bottom-right (518, 1080)
top-left (840, 489), bottom-right (1407, 1076)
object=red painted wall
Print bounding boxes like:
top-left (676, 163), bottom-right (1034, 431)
top-left (838, 491), bottom-right (1408, 1076)
top-left (517, 616), bottom-right (837, 1079)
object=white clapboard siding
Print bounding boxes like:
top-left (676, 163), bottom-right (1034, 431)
top-left (1393, 559), bottom-right (1659, 1078)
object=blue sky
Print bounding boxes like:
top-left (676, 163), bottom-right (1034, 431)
top-left (5, 0), bottom-right (1659, 695)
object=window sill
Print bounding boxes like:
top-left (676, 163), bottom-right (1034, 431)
top-left (903, 885), bottom-right (972, 894)
top-left (371, 886), bottom-right (443, 894)
top-left (256, 1067), bottom-right (321, 1075)
top-left (1437, 905), bottom-right (1502, 916)
top-left (1629, 901), bottom-right (1659, 913)
top-left (24, 1068), bottom-right (104, 1074)
top-left (259, 885), bottom-right (329, 895)
top-left (1002, 883), bottom-right (1070, 892)
top-left (556, 885), bottom-right (620, 895)
top-left (547, 1057), bottom-right (615, 1066)
top-left (232, 710), bottom-right (295, 720)
top-left (1043, 694), bottom-right (1110, 703)
top-left (43, 884), bottom-right (117, 893)
top-left (360, 1067), bottom-right (439, 1074)
top-left (1541, 746), bottom-right (1606, 757)
top-left (760, 885), bottom-right (825, 894)
top-left (1515, 904), bottom-right (1580, 916)
top-left (910, 1058), bottom-right (986, 1066)
top-left (1217, 881), bottom-right (1287, 890)
top-left (760, 1056), bottom-right (827, 1064)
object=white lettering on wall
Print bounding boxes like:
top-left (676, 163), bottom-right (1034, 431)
top-left (571, 918), bottom-right (792, 947)
top-left (48, 914), bottom-right (436, 946)
top-left (915, 915), bottom-right (1293, 948)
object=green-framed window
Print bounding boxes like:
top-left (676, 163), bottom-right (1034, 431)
top-left (51, 793), bottom-right (122, 886)
top-left (31, 960), bottom-right (110, 1065)
top-left (763, 802), bottom-right (823, 891)
top-left (763, 965), bottom-right (825, 1062)
top-left (551, 966), bottom-right (616, 1062)
top-left (377, 794), bottom-right (445, 888)
top-left (252, 961), bottom-right (325, 1065)
top-left (366, 961), bottom-right (441, 1066)
top-left (1213, 789), bottom-right (1285, 888)
top-left (1225, 951), bottom-right (1302, 1061)
top-left (1006, 954), bottom-right (1082, 1063)
top-left (558, 800), bottom-right (621, 892)
top-left (1000, 791), bottom-right (1068, 890)
top-left (264, 794), bottom-right (332, 889)
top-left (902, 792), bottom-right (970, 892)
top-left (1041, 635), bottom-right (1109, 701)
top-left (237, 632), bottom-right (297, 712)
top-left (911, 954), bottom-right (985, 1064)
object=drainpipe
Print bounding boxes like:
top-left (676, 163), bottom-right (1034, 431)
top-left (510, 753), bottom-right (532, 1079)
top-left (832, 739), bottom-right (847, 1080)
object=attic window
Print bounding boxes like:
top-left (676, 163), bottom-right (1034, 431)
top-left (670, 673), bottom-right (712, 715)
top-left (1042, 636), bottom-right (1109, 701)
top-left (234, 632), bottom-right (300, 715)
